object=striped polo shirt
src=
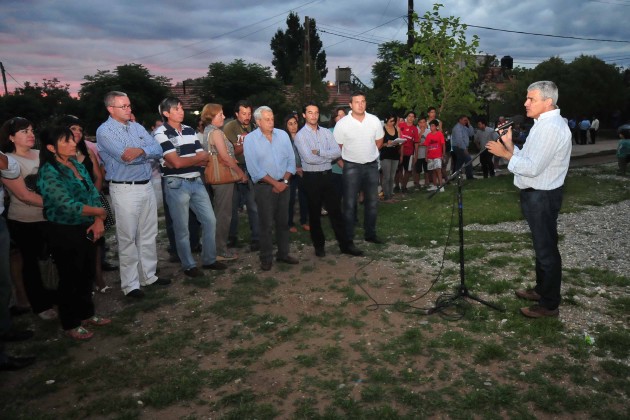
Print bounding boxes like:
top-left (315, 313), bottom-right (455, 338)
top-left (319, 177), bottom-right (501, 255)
top-left (154, 122), bottom-right (203, 178)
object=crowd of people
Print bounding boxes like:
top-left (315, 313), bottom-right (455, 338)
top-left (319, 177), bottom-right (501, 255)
top-left (1, 81), bottom-right (621, 370)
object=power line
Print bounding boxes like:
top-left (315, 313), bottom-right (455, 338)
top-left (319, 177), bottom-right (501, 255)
top-left (465, 23), bottom-right (629, 44)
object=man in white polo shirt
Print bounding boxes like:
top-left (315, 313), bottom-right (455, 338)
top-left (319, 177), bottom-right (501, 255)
top-left (333, 91), bottom-right (385, 249)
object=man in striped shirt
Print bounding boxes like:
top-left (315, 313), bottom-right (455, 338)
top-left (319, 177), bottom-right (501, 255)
top-left (154, 97), bottom-right (226, 278)
top-left (294, 102), bottom-right (362, 257)
top-left (487, 81), bottom-right (572, 319)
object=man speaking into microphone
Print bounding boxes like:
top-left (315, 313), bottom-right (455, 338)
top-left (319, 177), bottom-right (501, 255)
top-left (486, 81), bottom-right (571, 318)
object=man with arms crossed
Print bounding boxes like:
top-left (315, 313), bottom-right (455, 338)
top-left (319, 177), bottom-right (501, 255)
top-left (487, 81), bottom-right (571, 318)
top-left (333, 91), bottom-right (384, 248)
top-left (97, 91), bottom-right (170, 299)
top-left (154, 97), bottom-right (226, 278)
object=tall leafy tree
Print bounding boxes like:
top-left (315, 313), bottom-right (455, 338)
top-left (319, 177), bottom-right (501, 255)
top-left (391, 3), bottom-right (481, 124)
top-left (0, 78), bottom-right (79, 128)
top-left (198, 59), bottom-right (289, 123)
top-left (79, 63), bottom-right (171, 132)
top-left (369, 41), bottom-right (408, 118)
top-left (270, 12), bottom-right (327, 84)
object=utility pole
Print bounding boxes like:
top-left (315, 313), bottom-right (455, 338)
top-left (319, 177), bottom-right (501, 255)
top-left (407, 0), bottom-right (414, 52)
top-left (0, 62), bottom-right (8, 96)
top-left (303, 16), bottom-right (312, 102)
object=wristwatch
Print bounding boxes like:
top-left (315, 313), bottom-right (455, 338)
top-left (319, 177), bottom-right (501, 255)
top-left (283, 179), bottom-right (289, 185)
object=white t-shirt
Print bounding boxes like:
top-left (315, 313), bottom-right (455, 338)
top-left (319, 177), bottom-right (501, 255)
top-left (333, 111), bottom-right (384, 164)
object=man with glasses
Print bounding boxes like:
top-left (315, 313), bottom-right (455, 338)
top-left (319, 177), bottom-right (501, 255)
top-left (97, 91), bottom-right (169, 299)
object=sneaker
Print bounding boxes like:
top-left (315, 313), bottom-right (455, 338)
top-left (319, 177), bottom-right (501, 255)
top-left (184, 267), bottom-right (204, 277)
top-left (289, 226), bottom-right (298, 233)
top-left (302, 224), bottom-right (311, 231)
top-left (66, 326), bottom-right (93, 341)
top-left (82, 315), bottom-right (112, 327)
top-left (202, 262), bottom-right (227, 270)
top-left (438, 186), bottom-right (445, 193)
top-left (38, 308), bottom-right (57, 321)
top-left (320, 209), bottom-right (328, 216)
top-left (426, 185), bottom-right (437, 191)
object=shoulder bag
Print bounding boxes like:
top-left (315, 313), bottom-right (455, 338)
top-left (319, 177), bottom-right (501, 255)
top-left (204, 129), bottom-right (240, 185)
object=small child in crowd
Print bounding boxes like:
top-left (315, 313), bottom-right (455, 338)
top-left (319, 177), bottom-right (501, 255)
top-left (425, 119), bottom-right (446, 192)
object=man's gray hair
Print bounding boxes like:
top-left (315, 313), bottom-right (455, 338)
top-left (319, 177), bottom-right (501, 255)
top-left (254, 106), bottom-right (273, 122)
top-left (527, 81), bottom-right (558, 107)
top-left (104, 91), bottom-right (128, 107)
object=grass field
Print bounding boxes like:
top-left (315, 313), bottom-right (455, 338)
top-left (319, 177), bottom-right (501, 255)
top-left (1, 163), bottom-right (629, 419)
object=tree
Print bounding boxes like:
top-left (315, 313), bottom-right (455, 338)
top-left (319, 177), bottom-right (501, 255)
top-left (79, 63), bottom-right (171, 132)
top-left (391, 3), bottom-right (482, 125)
top-left (198, 59), bottom-right (289, 124)
top-left (499, 56), bottom-right (628, 126)
top-left (0, 78), bottom-right (79, 129)
top-left (369, 41), bottom-right (408, 118)
top-left (270, 12), bottom-right (327, 84)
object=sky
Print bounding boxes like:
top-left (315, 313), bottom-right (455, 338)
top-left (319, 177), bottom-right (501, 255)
top-left (1, 0), bottom-right (629, 96)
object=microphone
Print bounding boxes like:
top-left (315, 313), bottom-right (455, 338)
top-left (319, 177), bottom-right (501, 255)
top-left (494, 120), bottom-right (514, 132)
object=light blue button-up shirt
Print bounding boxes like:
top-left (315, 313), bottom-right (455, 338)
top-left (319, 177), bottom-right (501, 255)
top-left (243, 128), bottom-right (295, 183)
top-left (96, 116), bottom-right (163, 181)
top-left (294, 125), bottom-right (341, 172)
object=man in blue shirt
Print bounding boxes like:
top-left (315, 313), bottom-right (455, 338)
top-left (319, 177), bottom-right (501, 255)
top-left (244, 106), bottom-right (298, 271)
top-left (451, 115), bottom-right (475, 180)
top-left (96, 91), bottom-right (170, 299)
top-left (487, 81), bottom-right (571, 318)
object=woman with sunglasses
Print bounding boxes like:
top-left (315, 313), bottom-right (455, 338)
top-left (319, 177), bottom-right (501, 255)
top-left (0, 117), bottom-right (56, 320)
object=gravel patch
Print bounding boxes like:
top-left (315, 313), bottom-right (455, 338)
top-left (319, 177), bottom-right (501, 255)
top-left (466, 199), bottom-right (630, 277)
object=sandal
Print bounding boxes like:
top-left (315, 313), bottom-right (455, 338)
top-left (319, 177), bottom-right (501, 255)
top-left (82, 315), bottom-right (111, 327)
top-left (66, 326), bottom-right (93, 340)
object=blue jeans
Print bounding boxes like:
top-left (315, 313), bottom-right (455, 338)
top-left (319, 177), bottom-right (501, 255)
top-left (453, 147), bottom-right (474, 179)
top-left (520, 187), bottom-right (564, 310)
top-left (342, 160), bottom-right (379, 241)
top-left (164, 177), bottom-right (217, 270)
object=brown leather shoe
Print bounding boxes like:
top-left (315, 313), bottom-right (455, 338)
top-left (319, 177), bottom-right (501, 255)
top-left (515, 288), bottom-right (541, 301)
top-left (520, 304), bottom-right (559, 318)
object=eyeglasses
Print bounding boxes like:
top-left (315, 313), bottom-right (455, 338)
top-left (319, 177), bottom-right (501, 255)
top-left (109, 104), bottom-right (132, 110)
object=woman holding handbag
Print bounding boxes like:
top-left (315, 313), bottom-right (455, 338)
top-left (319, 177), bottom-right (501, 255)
top-left (201, 104), bottom-right (247, 261)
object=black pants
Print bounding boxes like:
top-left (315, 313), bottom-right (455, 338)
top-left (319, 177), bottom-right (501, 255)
top-left (8, 220), bottom-right (55, 314)
top-left (520, 187), bottom-right (564, 310)
top-left (253, 184), bottom-right (290, 264)
top-left (479, 150), bottom-right (495, 178)
top-left (302, 171), bottom-right (348, 251)
top-left (47, 223), bottom-right (96, 330)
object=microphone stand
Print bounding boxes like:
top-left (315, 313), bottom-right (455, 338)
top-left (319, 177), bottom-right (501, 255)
top-left (427, 145), bottom-right (505, 314)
